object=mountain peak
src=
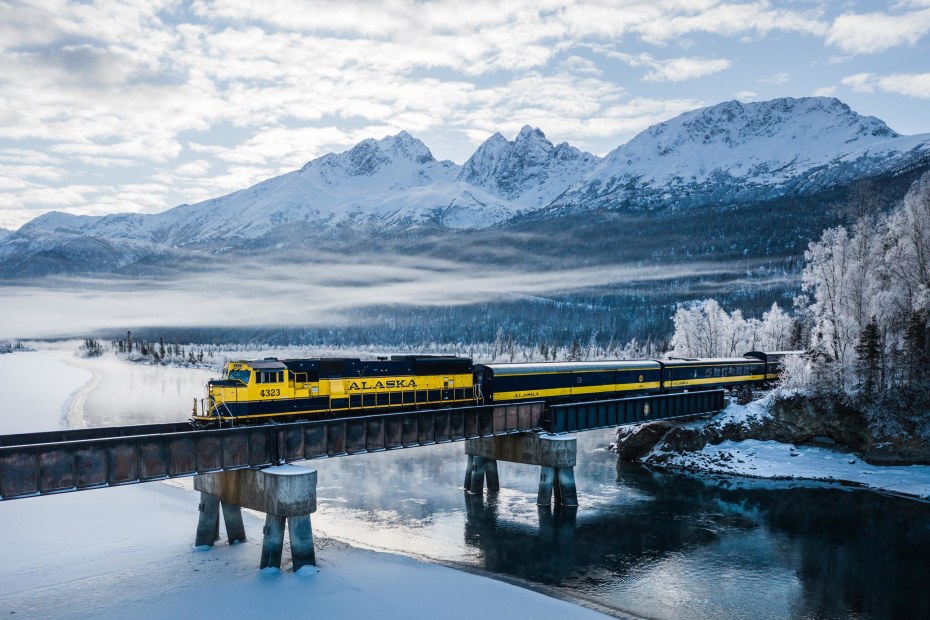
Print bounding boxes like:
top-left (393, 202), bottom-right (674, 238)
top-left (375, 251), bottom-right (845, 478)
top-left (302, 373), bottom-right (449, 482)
top-left (559, 95), bottom-right (924, 212)
top-left (655, 96), bottom-right (899, 145)
top-left (383, 130), bottom-right (436, 163)
top-left (309, 131), bottom-right (437, 177)
top-left (459, 127), bottom-right (599, 206)
top-left (515, 125), bottom-right (546, 142)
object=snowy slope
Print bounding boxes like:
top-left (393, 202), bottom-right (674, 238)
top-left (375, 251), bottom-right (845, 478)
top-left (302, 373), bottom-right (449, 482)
top-left (557, 97), bottom-right (930, 210)
top-left (155, 131), bottom-right (518, 243)
top-left (459, 126), bottom-right (600, 209)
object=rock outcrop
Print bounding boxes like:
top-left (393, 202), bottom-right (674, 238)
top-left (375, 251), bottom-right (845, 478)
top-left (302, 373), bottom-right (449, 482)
top-left (615, 392), bottom-right (930, 466)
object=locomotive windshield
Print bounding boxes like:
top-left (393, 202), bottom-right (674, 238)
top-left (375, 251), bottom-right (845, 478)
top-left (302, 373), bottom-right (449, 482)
top-left (228, 369), bottom-right (251, 385)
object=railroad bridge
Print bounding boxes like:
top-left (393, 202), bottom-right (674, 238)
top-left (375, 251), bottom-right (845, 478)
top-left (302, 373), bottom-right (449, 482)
top-left (0, 390), bottom-right (725, 570)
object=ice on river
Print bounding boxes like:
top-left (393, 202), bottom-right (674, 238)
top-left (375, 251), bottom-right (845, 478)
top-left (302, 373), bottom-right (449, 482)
top-left (0, 347), bottom-right (90, 434)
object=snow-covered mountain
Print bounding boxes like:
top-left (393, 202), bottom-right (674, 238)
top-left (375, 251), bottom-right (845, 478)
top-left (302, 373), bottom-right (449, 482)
top-left (458, 126), bottom-right (600, 209)
top-left (2, 97), bottom-right (929, 277)
top-left (169, 130), bottom-right (520, 238)
top-left (554, 97), bottom-right (930, 211)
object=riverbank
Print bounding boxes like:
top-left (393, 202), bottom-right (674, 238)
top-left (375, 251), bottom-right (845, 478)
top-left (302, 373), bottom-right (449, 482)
top-left (617, 394), bottom-right (930, 501)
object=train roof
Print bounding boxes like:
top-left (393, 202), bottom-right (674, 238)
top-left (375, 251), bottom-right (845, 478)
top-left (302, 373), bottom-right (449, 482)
top-left (660, 357), bottom-right (764, 367)
top-left (234, 359), bottom-right (287, 370)
top-left (228, 356), bottom-right (472, 377)
top-left (479, 360), bottom-right (661, 375)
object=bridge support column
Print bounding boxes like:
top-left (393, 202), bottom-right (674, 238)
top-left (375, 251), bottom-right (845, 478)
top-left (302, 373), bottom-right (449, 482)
top-left (464, 432), bottom-right (577, 507)
top-left (193, 465), bottom-right (317, 571)
top-left (195, 492), bottom-right (247, 546)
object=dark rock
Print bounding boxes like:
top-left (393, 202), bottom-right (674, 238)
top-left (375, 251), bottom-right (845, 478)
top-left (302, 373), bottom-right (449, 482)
top-left (614, 423), bottom-right (672, 461)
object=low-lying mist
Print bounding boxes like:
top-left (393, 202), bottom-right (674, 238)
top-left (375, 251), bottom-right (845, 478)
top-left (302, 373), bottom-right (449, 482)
top-left (1, 254), bottom-right (787, 340)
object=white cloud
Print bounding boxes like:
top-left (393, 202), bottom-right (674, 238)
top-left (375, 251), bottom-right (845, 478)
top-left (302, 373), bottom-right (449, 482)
top-left (628, 1), bottom-right (827, 43)
top-left (594, 47), bottom-right (731, 82)
top-left (843, 72), bottom-right (930, 99)
top-left (827, 8), bottom-right (930, 54)
top-left (760, 72), bottom-right (790, 85)
top-left (642, 56), bottom-right (731, 83)
top-left (813, 86), bottom-right (837, 97)
top-left (841, 73), bottom-right (875, 93)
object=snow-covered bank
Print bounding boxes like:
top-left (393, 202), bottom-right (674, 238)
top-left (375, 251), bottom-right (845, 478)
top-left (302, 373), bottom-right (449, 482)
top-left (631, 396), bottom-right (930, 501)
top-left (656, 439), bottom-right (930, 500)
top-left (0, 481), bottom-right (608, 619)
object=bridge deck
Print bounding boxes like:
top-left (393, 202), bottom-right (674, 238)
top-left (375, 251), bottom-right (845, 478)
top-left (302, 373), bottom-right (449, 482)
top-left (0, 390), bottom-right (725, 501)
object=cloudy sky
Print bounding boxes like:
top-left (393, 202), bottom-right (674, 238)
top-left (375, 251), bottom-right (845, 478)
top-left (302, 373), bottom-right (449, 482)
top-left (2, 0), bottom-right (929, 231)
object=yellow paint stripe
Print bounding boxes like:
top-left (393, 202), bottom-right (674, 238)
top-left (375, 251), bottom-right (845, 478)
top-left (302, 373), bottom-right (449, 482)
top-left (495, 383), bottom-right (660, 401)
top-left (666, 375), bottom-right (765, 387)
top-left (572, 382), bottom-right (661, 395)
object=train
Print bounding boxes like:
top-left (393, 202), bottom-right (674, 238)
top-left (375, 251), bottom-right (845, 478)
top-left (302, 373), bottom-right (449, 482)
top-left (191, 350), bottom-right (798, 427)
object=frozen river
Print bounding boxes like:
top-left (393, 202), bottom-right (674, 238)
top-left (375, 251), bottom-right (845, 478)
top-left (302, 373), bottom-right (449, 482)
top-left (0, 347), bottom-right (91, 433)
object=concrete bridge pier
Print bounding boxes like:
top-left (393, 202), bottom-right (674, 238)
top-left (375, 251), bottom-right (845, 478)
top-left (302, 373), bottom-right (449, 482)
top-left (193, 465), bottom-right (317, 571)
top-left (464, 433), bottom-right (578, 507)
top-left (195, 493), bottom-right (246, 545)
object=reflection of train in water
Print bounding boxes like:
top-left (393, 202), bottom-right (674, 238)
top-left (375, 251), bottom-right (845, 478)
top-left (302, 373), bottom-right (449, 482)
top-left (191, 351), bottom-right (798, 427)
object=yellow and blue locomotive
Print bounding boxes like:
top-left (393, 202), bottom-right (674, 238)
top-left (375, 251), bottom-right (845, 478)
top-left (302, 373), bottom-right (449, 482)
top-left (193, 355), bottom-right (475, 426)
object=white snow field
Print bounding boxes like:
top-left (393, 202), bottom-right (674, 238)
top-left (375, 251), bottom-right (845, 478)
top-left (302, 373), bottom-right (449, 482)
top-left (0, 349), bottom-right (608, 620)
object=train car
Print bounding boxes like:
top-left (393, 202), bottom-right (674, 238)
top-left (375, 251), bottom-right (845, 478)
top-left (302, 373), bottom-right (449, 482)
top-left (193, 355), bottom-right (475, 426)
top-left (475, 360), bottom-right (662, 405)
top-left (743, 350), bottom-right (803, 382)
top-left (659, 357), bottom-right (766, 391)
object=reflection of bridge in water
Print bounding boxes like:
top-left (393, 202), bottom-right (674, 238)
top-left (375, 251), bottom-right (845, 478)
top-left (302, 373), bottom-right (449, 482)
top-left (0, 390), bottom-right (725, 570)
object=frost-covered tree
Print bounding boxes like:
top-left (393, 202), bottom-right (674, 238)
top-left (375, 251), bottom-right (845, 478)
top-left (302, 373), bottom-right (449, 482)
top-left (759, 302), bottom-right (796, 350)
top-left (797, 170), bottom-right (930, 396)
top-left (567, 339), bottom-right (582, 361)
top-left (801, 227), bottom-right (861, 385)
top-left (669, 299), bottom-right (783, 357)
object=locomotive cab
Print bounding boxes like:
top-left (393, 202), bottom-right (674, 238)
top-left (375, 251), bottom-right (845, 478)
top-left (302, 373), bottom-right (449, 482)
top-left (200, 361), bottom-right (257, 420)
top-left (197, 359), bottom-right (292, 423)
